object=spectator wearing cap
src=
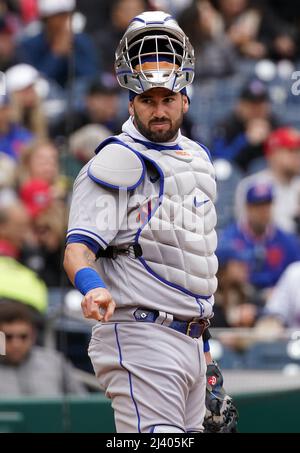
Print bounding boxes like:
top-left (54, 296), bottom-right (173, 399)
top-left (235, 127), bottom-right (300, 234)
top-left (212, 78), bottom-right (279, 173)
top-left (17, 0), bottom-right (99, 88)
top-left (0, 300), bottom-right (86, 396)
top-left (0, 94), bottom-right (33, 161)
top-left (213, 244), bottom-right (263, 328)
top-left (6, 64), bottom-right (48, 140)
top-left (220, 181), bottom-right (300, 295)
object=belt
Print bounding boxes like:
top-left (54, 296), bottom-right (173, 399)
top-left (133, 308), bottom-right (209, 339)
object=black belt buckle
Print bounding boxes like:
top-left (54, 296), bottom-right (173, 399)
top-left (186, 320), bottom-right (206, 338)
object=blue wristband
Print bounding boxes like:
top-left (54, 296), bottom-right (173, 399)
top-left (74, 268), bottom-right (106, 295)
top-left (203, 340), bottom-right (210, 353)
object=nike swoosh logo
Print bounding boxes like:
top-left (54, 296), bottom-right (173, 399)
top-left (194, 197), bottom-right (210, 208)
top-left (150, 175), bottom-right (160, 183)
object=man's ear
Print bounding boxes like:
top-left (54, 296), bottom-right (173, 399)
top-left (129, 101), bottom-right (134, 117)
top-left (182, 95), bottom-right (189, 114)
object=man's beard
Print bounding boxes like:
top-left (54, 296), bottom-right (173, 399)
top-left (133, 110), bottom-right (183, 143)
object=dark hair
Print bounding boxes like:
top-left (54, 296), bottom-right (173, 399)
top-left (177, 1), bottom-right (208, 49)
top-left (0, 300), bottom-right (35, 326)
top-left (240, 78), bottom-right (269, 102)
top-left (87, 80), bottom-right (119, 97)
top-left (110, 0), bottom-right (150, 13)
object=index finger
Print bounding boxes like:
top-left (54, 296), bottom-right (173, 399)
top-left (103, 298), bottom-right (116, 323)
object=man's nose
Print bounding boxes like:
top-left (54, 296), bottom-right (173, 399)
top-left (152, 102), bottom-right (166, 117)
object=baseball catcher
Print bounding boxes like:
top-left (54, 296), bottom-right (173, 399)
top-left (64, 10), bottom-right (226, 433)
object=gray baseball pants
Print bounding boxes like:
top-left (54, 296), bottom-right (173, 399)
top-left (88, 321), bottom-right (207, 433)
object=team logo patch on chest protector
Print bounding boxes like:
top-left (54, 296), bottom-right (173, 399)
top-left (124, 135), bottom-right (218, 299)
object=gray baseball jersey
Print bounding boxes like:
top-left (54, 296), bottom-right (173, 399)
top-left (67, 118), bottom-right (218, 432)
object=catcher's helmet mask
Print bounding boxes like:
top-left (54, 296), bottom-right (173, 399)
top-left (115, 11), bottom-right (195, 94)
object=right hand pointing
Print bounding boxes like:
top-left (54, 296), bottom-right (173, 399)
top-left (81, 288), bottom-right (116, 322)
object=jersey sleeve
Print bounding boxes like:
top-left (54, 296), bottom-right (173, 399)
top-left (66, 168), bottom-right (128, 251)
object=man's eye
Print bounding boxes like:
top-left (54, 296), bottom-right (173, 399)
top-left (141, 98), bottom-right (152, 104)
top-left (165, 98), bottom-right (175, 103)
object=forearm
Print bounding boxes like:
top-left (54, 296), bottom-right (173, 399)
top-left (64, 243), bottom-right (115, 322)
top-left (204, 350), bottom-right (213, 365)
top-left (63, 243), bottom-right (98, 285)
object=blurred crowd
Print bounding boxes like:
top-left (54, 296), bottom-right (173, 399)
top-left (1, 0), bottom-right (300, 395)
